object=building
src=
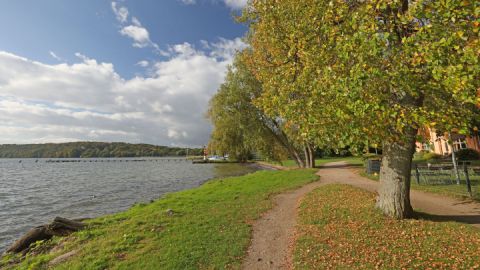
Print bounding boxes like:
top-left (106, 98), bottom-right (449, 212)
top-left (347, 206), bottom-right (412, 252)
top-left (416, 128), bottom-right (480, 155)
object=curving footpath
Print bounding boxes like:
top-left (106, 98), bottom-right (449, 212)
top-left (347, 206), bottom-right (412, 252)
top-left (242, 161), bottom-right (480, 270)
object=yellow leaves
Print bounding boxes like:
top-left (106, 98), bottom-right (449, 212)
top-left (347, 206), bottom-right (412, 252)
top-left (411, 52), bottom-right (426, 66)
top-left (295, 185), bottom-right (480, 270)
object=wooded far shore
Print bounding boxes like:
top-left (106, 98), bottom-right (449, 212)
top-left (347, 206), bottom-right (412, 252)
top-left (0, 142), bottom-right (203, 159)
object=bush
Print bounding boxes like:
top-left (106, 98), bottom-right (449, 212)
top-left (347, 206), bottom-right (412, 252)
top-left (455, 148), bottom-right (480, 160)
top-left (413, 151), bottom-right (442, 161)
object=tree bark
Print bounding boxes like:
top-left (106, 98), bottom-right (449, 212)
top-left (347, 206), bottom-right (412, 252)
top-left (290, 145), bottom-right (305, 168)
top-left (308, 144), bottom-right (315, 168)
top-left (303, 145), bottom-right (311, 168)
top-left (376, 128), bottom-right (417, 219)
top-left (262, 119), bottom-right (305, 168)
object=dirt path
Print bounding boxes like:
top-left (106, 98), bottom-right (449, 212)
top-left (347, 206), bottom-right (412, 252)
top-left (242, 177), bottom-right (326, 269)
top-left (242, 161), bottom-right (480, 270)
top-left (320, 162), bottom-right (480, 227)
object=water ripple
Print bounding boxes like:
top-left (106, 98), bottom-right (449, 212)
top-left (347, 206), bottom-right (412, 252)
top-left (0, 158), bottom-right (257, 252)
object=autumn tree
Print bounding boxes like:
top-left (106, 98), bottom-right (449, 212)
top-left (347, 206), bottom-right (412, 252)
top-left (242, 0), bottom-right (479, 218)
top-left (208, 55), bottom-right (312, 165)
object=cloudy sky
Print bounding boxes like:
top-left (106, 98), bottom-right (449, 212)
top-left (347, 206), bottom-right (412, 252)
top-left (0, 0), bottom-right (248, 147)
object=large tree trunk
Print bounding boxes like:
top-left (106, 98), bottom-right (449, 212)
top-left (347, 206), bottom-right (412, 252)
top-left (308, 144), bottom-right (315, 168)
top-left (303, 145), bottom-right (311, 168)
top-left (290, 146), bottom-right (305, 168)
top-left (263, 120), bottom-right (306, 168)
top-left (376, 128), bottom-right (417, 219)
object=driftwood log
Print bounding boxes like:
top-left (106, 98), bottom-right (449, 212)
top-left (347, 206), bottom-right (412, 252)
top-left (5, 217), bottom-right (85, 254)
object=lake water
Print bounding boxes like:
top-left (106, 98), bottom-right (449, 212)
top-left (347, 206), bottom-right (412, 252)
top-left (0, 158), bottom-right (259, 253)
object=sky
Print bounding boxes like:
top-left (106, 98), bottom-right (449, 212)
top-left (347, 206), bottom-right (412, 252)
top-left (0, 0), bottom-right (248, 147)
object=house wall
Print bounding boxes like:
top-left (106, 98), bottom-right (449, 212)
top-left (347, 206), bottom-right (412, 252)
top-left (466, 133), bottom-right (480, 152)
top-left (416, 128), bottom-right (480, 155)
top-left (429, 130), bottom-right (452, 155)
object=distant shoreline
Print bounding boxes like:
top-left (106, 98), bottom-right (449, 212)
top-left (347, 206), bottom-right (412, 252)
top-left (0, 142), bottom-right (203, 159)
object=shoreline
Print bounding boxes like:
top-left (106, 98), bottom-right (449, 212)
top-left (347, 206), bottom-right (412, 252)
top-left (0, 162), bottom-right (262, 255)
top-left (1, 169), bottom-right (318, 269)
top-left (0, 161), bottom-right (260, 254)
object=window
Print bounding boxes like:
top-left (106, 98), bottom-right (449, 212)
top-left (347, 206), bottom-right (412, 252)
top-left (422, 143), bottom-right (430, 151)
top-left (453, 139), bottom-right (467, 151)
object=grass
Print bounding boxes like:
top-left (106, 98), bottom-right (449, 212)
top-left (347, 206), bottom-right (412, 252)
top-left (276, 156), bottom-right (480, 201)
top-left (360, 170), bottom-right (480, 201)
top-left (294, 184), bottom-right (480, 269)
top-left (2, 169), bottom-right (318, 270)
top-left (275, 156), bottom-right (363, 168)
top-left (411, 180), bottom-right (480, 201)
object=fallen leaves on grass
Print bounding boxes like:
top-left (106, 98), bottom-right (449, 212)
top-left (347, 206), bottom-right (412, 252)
top-left (294, 185), bottom-right (480, 270)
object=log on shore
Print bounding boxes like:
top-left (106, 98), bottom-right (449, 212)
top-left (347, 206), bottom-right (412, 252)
top-left (5, 217), bottom-right (85, 254)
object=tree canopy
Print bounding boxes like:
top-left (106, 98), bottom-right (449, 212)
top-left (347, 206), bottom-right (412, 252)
top-left (208, 0), bottom-right (479, 218)
top-left (208, 56), bottom-right (307, 164)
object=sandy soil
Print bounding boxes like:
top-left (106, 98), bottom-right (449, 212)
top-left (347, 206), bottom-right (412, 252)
top-left (242, 162), bottom-right (480, 270)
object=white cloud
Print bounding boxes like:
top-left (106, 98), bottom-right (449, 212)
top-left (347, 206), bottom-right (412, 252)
top-left (136, 60), bottom-right (149, 67)
top-left (209, 37), bottom-right (248, 60)
top-left (49, 51), bottom-right (62, 61)
top-left (120, 25), bottom-right (152, 48)
top-left (179, 0), bottom-right (247, 10)
top-left (110, 2), bottom-right (160, 52)
top-left (0, 38), bottom-right (247, 146)
top-left (223, 0), bottom-right (248, 10)
top-left (152, 102), bottom-right (173, 113)
top-left (131, 16), bottom-right (142, 27)
top-left (180, 0), bottom-right (196, 5)
top-left (111, 2), bottom-right (129, 23)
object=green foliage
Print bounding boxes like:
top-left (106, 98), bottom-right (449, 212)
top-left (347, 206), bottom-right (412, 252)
top-left (0, 142), bottom-right (202, 158)
top-left (207, 57), bottom-right (293, 163)
top-left (456, 148), bottom-right (480, 160)
top-left (414, 152), bottom-right (443, 161)
top-left (239, 0), bottom-right (480, 217)
top-left (241, 0), bottom-right (480, 146)
top-left (4, 170), bottom-right (318, 270)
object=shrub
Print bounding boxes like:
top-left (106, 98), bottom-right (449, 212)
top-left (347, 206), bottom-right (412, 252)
top-left (422, 152), bottom-right (442, 161)
top-left (455, 148), bottom-right (480, 160)
top-left (413, 151), bottom-right (442, 161)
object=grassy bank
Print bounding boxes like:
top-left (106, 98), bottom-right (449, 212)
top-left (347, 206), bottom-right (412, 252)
top-left (295, 185), bottom-right (480, 269)
top-left (273, 157), bottom-right (363, 168)
top-left (2, 169), bottom-right (318, 270)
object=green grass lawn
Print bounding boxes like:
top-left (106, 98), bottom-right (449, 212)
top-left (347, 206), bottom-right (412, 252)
top-left (2, 169), bottom-right (318, 270)
top-left (360, 171), bottom-right (480, 201)
top-left (295, 184), bottom-right (480, 269)
top-left (411, 180), bottom-right (480, 201)
top-left (276, 156), bottom-right (363, 168)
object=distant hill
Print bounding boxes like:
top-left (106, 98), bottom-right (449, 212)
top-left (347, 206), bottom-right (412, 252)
top-left (0, 142), bottom-right (203, 158)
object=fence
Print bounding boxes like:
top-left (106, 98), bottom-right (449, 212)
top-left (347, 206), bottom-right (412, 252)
top-left (412, 161), bottom-right (480, 199)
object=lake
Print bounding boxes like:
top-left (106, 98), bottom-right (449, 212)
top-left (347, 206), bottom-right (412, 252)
top-left (0, 158), bottom-right (259, 253)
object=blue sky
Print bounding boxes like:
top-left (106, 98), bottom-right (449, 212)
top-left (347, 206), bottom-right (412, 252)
top-left (0, 0), bottom-right (248, 146)
top-left (0, 0), bottom-right (246, 78)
